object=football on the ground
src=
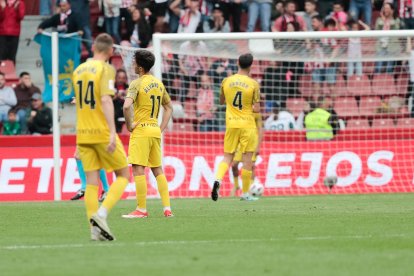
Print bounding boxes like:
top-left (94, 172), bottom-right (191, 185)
top-left (249, 183), bottom-right (264, 197)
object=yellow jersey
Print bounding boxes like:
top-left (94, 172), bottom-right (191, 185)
top-left (126, 74), bottom-right (171, 138)
top-left (73, 60), bottom-right (116, 144)
top-left (221, 74), bottom-right (260, 129)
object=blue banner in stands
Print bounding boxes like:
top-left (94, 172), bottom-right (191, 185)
top-left (34, 33), bottom-right (81, 103)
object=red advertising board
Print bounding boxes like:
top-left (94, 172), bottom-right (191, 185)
top-left (1, 133), bottom-right (414, 201)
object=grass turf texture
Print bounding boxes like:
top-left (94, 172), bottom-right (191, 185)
top-left (1, 194), bottom-right (414, 276)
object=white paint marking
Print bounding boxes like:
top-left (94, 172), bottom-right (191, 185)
top-left (0, 234), bottom-right (407, 251)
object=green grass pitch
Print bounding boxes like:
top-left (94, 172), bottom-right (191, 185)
top-left (1, 194), bottom-right (414, 276)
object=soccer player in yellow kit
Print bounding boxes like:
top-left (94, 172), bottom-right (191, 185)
top-left (231, 111), bottom-right (263, 197)
top-left (73, 33), bottom-right (130, 241)
top-left (211, 53), bottom-right (260, 201)
top-left (122, 50), bottom-right (174, 218)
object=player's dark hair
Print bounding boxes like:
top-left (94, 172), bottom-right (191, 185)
top-left (134, 50), bottom-right (155, 72)
top-left (94, 33), bottom-right (113, 53)
top-left (19, 72), bottom-right (29, 78)
top-left (238, 53), bottom-right (253, 69)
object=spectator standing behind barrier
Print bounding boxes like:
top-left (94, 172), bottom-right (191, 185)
top-left (273, 1), bottom-right (306, 32)
top-left (170, 0), bottom-right (202, 33)
top-left (349, 0), bottom-right (372, 26)
top-left (126, 7), bottom-right (152, 48)
top-left (197, 74), bottom-right (217, 132)
top-left (203, 2), bottom-right (230, 33)
top-left (14, 72), bottom-right (41, 134)
top-left (27, 92), bottom-right (52, 135)
top-left (247, 0), bottom-right (272, 32)
top-left (399, 0), bottom-right (414, 30)
top-left (37, 0), bottom-right (84, 35)
top-left (57, 0), bottom-right (93, 57)
top-left (222, 0), bottom-right (243, 32)
top-left (0, 0), bottom-right (25, 64)
top-left (325, 0), bottom-right (348, 30)
top-left (113, 69), bottom-right (128, 133)
top-left (0, 72), bottom-right (17, 123)
top-left (347, 19), bottom-right (370, 77)
top-left (101, 0), bottom-right (122, 43)
top-left (2, 109), bottom-right (20, 135)
top-left (305, 97), bottom-right (339, 141)
top-left (374, 2), bottom-right (401, 74)
top-left (303, 0), bottom-right (319, 31)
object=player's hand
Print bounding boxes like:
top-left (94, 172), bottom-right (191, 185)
top-left (107, 133), bottom-right (116, 154)
top-left (126, 122), bottom-right (137, 132)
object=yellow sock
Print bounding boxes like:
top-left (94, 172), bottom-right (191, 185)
top-left (234, 175), bottom-right (239, 189)
top-left (156, 174), bottom-right (170, 208)
top-left (215, 162), bottom-right (229, 181)
top-left (134, 175), bottom-right (147, 210)
top-left (241, 169), bottom-right (252, 194)
top-left (85, 184), bottom-right (99, 220)
top-left (101, 176), bottom-right (128, 212)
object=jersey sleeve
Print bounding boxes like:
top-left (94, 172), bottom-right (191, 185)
top-left (162, 88), bottom-right (171, 105)
top-left (126, 79), bottom-right (140, 102)
top-left (100, 64), bottom-right (116, 97)
top-left (220, 78), bottom-right (227, 98)
top-left (252, 81), bottom-right (260, 104)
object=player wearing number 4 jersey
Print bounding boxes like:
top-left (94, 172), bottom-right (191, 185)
top-left (73, 33), bottom-right (130, 241)
top-left (211, 53), bottom-right (261, 202)
top-left (122, 50), bottom-right (174, 219)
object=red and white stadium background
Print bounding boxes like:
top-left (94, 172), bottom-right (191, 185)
top-left (1, 130), bottom-right (414, 201)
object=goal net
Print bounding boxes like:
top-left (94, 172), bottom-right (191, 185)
top-left (117, 31), bottom-right (414, 198)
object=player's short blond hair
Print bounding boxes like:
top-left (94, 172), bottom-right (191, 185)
top-left (94, 33), bottom-right (113, 54)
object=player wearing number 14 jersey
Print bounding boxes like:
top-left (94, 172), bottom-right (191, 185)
top-left (211, 53), bottom-right (261, 201)
top-left (73, 33), bottom-right (130, 241)
top-left (122, 50), bottom-right (174, 218)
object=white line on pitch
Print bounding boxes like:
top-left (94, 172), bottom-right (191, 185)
top-left (0, 234), bottom-right (407, 251)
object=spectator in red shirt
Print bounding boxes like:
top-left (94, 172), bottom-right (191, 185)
top-left (0, 0), bottom-right (25, 64)
top-left (272, 0), bottom-right (306, 32)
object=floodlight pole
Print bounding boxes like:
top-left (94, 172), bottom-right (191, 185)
top-left (52, 32), bottom-right (61, 201)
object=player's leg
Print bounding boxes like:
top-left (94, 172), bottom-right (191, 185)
top-left (240, 129), bottom-right (258, 201)
top-left (231, 160), bottom-right (240, 197)
top-left (151, 167), bottom-right (173, 217)
top-left (122, 137), bottom-right (151, 218)
top-left (149, 138), bottom-right (173, 217)
top-left (98, 169), bottom-right (109, 202)
top-left (71, 148), bottom-right (87, 200)
top-left (91, 138), bottom-right (130, 240)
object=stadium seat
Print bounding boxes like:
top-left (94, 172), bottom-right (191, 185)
top-left (299, 74), bottom-right (313, 99)
top-left (396, 72), bottom-right (409, 96)
top-left (371, 118), bottom-right (395, 128)
top-left (359, 96), bottom-right (382, 116)
top-left (334, 74), bottom-right (347, 96)
top-left (347, 74), bottom-right (371, 96)
top-left (371, 74), bottom-right (397, 96)
top-left (286, 97), bottom-right (307, 117)
top-left (396, 118), bottom-right (414, 128)
top-left (362, 61), bottom-right (375, 76)
top-left (334, 97), bottom-right (359, 117)
top-left (0, 60), bottom-right (17, 80)
top-left (346, 119), bottom-right (369, 129)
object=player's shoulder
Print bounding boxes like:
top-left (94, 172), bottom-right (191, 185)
top-left (102, 62), bottom-right (116, 74)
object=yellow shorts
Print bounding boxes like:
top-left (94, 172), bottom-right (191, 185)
top-left (224, 128), bottom-right (257, 154)
top-left (128, 137), bottom-right (162, 167)
top-left (78, 136), bottom-right (128, 172)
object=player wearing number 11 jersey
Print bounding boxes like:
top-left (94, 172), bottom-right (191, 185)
top-left (211, 53), bottom-right (261, 201)
top-left (73, 33), bottom-right (130, 241)
top-left (122, 50), bottom-right (174, 218)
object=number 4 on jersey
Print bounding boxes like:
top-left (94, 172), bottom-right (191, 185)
top-left (232, 91), bottom-right (242, 110)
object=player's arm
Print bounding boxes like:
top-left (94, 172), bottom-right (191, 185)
top-left (102, 95), bottom-right (117, 153)
top-left (219, 79), bottom-right (226, 105)
top-left (123, 82), bottom-right (138, 132)
top-left (160, 91), bottom-right (173, 133)
top-left (256, 115), bottom-right (264, 156)
top-left (252, 82), bottom-right (261, 113)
